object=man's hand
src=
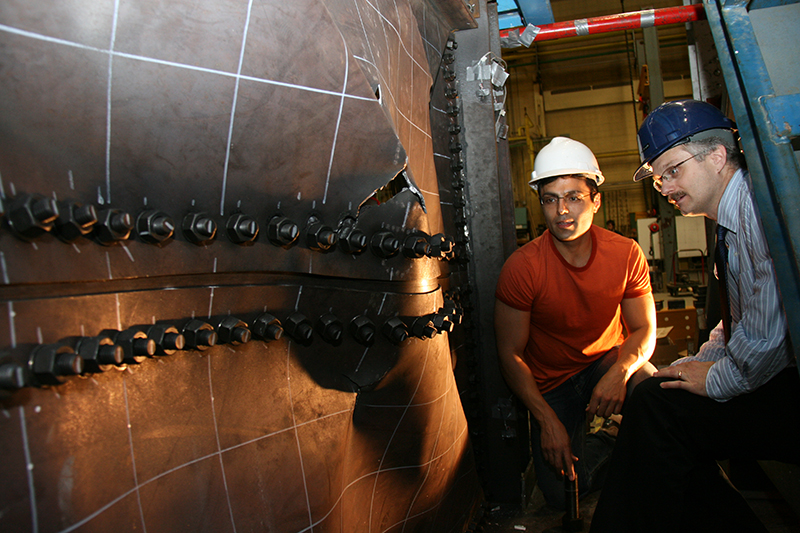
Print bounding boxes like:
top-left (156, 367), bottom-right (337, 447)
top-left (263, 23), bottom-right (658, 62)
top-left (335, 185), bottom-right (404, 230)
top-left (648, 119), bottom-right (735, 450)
top-left (539, 413), bottom-right (578, 480)
top-left (584, 293), bottom-right (658, 418)
top-left (655, 361), bottom-right (713, 396)
top-left (586, 367), bottom-right (627, 419)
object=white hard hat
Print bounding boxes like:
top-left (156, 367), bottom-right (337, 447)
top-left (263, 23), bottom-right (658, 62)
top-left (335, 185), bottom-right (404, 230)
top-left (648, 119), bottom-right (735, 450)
top-left (529, 136), bottom-right (605, 191)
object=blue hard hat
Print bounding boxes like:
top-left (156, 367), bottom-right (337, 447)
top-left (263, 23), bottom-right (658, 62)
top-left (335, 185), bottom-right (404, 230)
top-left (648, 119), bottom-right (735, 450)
top-left (633, 99), bottom-right (736, 181)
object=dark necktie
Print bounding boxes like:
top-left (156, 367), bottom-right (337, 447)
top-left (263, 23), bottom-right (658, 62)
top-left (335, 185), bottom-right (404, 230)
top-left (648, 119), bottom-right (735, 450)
top-left (715, 224), bottom-right (732, 342)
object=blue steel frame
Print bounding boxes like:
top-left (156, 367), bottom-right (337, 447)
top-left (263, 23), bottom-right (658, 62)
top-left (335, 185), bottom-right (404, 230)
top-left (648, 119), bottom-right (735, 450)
top-left (704, 0), bottom-right (800, 369)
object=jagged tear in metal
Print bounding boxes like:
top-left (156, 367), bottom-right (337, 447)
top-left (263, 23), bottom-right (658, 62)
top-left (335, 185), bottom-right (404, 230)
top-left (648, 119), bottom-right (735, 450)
top-left (0, 0), bottom-right (482, 531)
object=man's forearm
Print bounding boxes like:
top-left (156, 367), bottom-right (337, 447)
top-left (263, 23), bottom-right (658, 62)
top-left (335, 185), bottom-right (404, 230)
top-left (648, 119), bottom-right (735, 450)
top-left (499, 351), bottom-right (556, 425)
top-left (616, 326), bottom-right (655, 380)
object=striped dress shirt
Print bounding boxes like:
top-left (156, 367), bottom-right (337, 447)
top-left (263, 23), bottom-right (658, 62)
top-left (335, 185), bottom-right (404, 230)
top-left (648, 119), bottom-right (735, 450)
top-left (676, 169), bottom-right (793, 400)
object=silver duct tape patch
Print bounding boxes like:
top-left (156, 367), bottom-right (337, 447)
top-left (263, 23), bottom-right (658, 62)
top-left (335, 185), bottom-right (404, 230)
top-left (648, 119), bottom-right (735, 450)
top-left (520, 24), bottom-right (540, 47)
top-left (640, 9), bottom-right (656, 28)
top-left (500, 28), bottom-right (522, 48)
top-left (575, 19), bottom-right (589, 36)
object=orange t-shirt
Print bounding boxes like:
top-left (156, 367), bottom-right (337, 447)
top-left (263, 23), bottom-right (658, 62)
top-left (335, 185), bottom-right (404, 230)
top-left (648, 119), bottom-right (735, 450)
top-left (495, 225), bottom-right (651, 393)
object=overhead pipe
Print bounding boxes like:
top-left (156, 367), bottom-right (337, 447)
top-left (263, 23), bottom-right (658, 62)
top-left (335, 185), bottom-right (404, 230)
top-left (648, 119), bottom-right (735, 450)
top-left (504, 28), bottom-right (688, 59)
top-left (500, 4), bottom-right (705, 43)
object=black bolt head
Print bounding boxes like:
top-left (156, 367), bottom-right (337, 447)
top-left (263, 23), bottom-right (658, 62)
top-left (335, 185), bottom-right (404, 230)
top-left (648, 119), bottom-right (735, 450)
top-left (101, 329), bottom-right (153, 363)
top-left (75, 335), bottom-right (124, 372)
top-left (370, 231), bottom-right (400, 259)
top-left (350, 316), bottom-right (376, 346)
top-left (403, 235), bottom-right (431, 259)
top-left (95, 209), bottom-right (134, 245)
top-left (182, 213), bottom-right (217, 245)
top-left (55, 202), bottom-right (98, 243)
top-left (216, 316), bottom-right (251, 345)
top-left (226, 214), bottom-right (259, 244)
top-left (29, 344), bottom-right (84, 385)
top-left (410, 317), bottom-right (437, 339)
top-left (7, 193), bottom-right (60, 240)
top-left (338, 226), bottom-right (368, 254)
top-left (0, 362), bottom-right (28, 390)
top-left (382, 317), bottom-right (408, 345)
top-left (145, 325), bottom-right (186, 355)
top-left (316, 313), bottom-right (344, 345)
top-left (431, 313), bottom-right (455, 334)
top-left (137, 210), bottom-right (175, 244)
top-left (253, 313), bottom-right (283, 341)
top-left (286, 313), bottom-right (313, 346)
top-left (182, 320), bottom-right (218, 350)
top-left (267, 216), bottom-right (299, 247)
top-left (306, 221), bottom-right (338, 252)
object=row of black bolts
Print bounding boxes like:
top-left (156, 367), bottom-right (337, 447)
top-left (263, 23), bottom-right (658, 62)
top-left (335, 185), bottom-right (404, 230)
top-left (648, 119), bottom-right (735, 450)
top-left (3, 193), bottom-right (457, 260)
top-left (0, 300), bottom-right (463, 391)
top-left (440, 36), bottom-right (471, 266)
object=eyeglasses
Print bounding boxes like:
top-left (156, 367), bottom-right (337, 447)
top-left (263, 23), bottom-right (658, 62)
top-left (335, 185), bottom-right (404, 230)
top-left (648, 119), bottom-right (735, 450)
top-left (540, 192), bottom-right (592, 208)
top-left (652, 150), bottom-right (708, 192)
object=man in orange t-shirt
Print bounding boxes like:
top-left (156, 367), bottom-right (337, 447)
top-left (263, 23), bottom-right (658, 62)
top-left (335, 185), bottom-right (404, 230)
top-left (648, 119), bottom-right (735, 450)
top-left (494, 137), bottom-right (657, 509)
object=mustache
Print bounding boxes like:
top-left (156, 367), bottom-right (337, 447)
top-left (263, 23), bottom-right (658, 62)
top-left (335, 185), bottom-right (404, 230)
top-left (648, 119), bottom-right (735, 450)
top-left (667, 191), bottom-right (684, 204)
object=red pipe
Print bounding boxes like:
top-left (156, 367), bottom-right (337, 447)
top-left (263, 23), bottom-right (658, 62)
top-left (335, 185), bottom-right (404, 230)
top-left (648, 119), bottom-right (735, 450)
top-left (500, 4), bottom-right (705, 43)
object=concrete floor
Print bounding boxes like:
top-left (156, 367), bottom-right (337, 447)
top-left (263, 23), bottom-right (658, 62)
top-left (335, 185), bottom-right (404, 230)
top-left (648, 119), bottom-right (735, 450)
top-left (476, 468), bottom-right (800, 533)
top-left (477, 487), bottom-right (598, 533)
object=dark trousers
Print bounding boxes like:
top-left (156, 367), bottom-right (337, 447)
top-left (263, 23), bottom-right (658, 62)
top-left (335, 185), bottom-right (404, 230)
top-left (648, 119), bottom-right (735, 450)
top-left (590, 368), bottom-right (800, 533)
top-left (532, 350), bottom-right (620, 509)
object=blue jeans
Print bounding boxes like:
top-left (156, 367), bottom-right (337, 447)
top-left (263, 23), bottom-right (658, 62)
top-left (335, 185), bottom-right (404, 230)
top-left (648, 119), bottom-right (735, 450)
top-left (530, 348), bottom-right (621, 509)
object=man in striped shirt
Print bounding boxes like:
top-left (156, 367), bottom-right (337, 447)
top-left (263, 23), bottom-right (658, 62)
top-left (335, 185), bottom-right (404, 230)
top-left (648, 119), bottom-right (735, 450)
top-left (590, 100), bottom-right (800, 532)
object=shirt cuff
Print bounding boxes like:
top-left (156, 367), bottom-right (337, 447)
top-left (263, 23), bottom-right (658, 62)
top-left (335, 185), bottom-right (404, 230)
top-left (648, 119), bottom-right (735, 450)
top-left (704, 358), bottom-right (737, 402)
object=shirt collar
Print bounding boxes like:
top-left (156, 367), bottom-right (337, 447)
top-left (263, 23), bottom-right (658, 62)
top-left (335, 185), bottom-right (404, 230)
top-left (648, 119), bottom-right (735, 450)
top-left (716, 168), bottom-right (745, 234)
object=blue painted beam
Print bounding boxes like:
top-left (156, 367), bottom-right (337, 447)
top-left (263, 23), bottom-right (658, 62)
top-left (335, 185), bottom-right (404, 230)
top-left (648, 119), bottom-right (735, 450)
top-left (516, 0), bottom-right (554, 25)
top-left (705, 0), bottom-right (800, 368)
top-left (762, 94), bottom-right (800, 139)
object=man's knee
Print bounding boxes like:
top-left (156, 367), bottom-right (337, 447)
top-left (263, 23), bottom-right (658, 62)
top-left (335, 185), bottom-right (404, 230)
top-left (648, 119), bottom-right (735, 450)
top-left (627, 361), bottom-right (657, 393)
top-left (623, 376), bottom-right (673, 418)
top-left (630, 375), bottom-right (668, 398)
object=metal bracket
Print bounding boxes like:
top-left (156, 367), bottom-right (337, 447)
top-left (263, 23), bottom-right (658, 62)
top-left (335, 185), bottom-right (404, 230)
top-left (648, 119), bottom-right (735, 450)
top-left (760, 94), bottom-right (800, 141)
